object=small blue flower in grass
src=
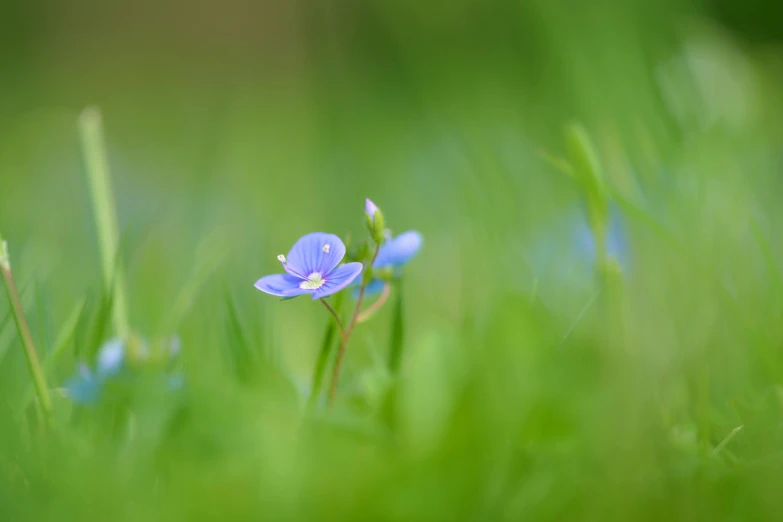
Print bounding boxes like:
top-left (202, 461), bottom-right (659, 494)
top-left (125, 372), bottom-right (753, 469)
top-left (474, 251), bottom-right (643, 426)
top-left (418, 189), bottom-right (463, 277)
top-left (375, 230), bottom-right (423, 269)
top-left (255, 232), bottom-right (363, 300)
top-left (65, 364), bottom-right (102, 404)
top-left (361, 230), bottom-right (423, 295)
top-left (527, 206), bottom-right (629, 294)
top-left (65, 335), bottom-right (181, 405)
top-left (573, 210), bottom-right (628, 271)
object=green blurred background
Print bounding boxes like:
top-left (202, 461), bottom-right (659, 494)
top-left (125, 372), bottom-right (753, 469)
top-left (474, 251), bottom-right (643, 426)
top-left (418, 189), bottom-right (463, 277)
top-left (4, 0), bottom-right (783, 520)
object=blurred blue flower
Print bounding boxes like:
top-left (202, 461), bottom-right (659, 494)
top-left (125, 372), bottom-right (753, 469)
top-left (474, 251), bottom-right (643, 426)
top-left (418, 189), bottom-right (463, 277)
top-left (527, 206), bottom-right (628, 293)
top-left (572, 210), bottom-right (629, 272)
top-left (96, 337), bottom-right (126, 377)
top-left (255, 232), bottom-right (363, 300)
top-left (375, 230), bottom-right (423, 269)
top-left (361, 230), bottom-right (423, 295)
top-left (65, 364), bottom-right (103, 404)
top-left (65, 336), bottom-right (182, 405)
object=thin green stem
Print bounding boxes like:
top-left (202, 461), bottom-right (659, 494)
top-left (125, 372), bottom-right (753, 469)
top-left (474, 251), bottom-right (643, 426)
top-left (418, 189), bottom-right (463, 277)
top-left (307, 295), bottom-right (345, 411)
top-left (78, 107), bottom-right (130, 340)
top-left (0, 238), bottom-right (53, 427)
top-left (320, 299), bottom-right (345, 333)
top-left (328, 244), bottom-right (380, 405)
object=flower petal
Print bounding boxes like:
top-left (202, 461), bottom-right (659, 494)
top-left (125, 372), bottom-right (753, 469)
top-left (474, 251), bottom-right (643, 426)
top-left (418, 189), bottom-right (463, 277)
top-left (365, 198), bottom-right (379, 220)
top-left (374, 231), bottom-right (423, 269)
top-left (97, 338), bottom-right (126, 377)
top-left (572, 207), bottom-right (628, 271)
top-left (65, 369), bottom-right (102, 405)
top-left (353, 278), bottom-right (387, 298)
top-left (254, 273), bottom-right (313, 297)
top-left (312, 262), bottom-right (363, 300)
top-left (286, 232), bottom-right (346, 276)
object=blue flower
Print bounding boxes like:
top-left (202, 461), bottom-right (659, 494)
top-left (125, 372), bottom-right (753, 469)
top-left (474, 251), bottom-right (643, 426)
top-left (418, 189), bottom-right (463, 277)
top-left (374, 230), bottom-right (423, 270)
top-left (360, 230), bottom-right (423, 295)
top-left (255, 232), bottom-right (363, 300)
top-left (96, 337), bottom-right (126, 377)
top-left (65, 336), bottom-right (181, 405)
top-left (527, 206), bottom-right (628, 293)
top-left (577, 207), bottom-right (628, 272)
top-left (64, 364), bottom-right (103, 404)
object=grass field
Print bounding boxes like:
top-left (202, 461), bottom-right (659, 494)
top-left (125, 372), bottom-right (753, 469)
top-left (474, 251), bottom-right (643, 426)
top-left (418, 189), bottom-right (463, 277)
top-left (3, 1), bottom-right (783, 520)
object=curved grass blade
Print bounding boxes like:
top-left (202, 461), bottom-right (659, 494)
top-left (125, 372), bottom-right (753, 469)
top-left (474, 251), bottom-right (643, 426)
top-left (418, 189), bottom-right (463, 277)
top-left (0, 238), bottom-right (53, 428)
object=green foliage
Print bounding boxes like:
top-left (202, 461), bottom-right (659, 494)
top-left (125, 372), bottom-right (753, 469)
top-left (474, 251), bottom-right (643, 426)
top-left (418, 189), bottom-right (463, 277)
top-left (3, 1), bottom-right (783, 521)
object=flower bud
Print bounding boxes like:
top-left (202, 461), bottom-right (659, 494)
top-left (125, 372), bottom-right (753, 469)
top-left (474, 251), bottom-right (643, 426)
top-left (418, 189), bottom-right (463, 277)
top-left (365, 198), bottom-right (379, 220)
top-left (364, 198), bottom-right (385, 245)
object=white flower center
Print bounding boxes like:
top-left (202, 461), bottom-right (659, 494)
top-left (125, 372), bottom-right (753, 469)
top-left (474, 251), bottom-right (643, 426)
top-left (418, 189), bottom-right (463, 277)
top-left (323, 244), bottom-right (330, 253)
top-left (299, 272), bottom-right (325, 290)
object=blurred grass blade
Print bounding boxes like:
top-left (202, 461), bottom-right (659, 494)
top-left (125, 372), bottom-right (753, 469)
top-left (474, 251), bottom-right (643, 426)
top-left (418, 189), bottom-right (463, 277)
top-left (610, 190), bottom-right (682, 251)
top-left (307, 317), bottom-right (338, 411)
top-left (18, 298), bottom-right (86, 412)
top-left (379, 283), bottom-right (405, 429)
top-left (79, 107), bottom-right (130, 340)
top-left (0, 237), bottom-right (53, 427)
top-left (539, 149), bottom-right (575, 179)
top-left (0, 307), bottom-right (13, 364)
top-left (34, 277), bottom-right (50, 357)
top-left (712, 425), bottom-right (743, 456)
top-left (387, 283), bottom-right (405, 375)
top-left (84, 287), bottom-right (116, 361)
top-left (0, 279), bottom-right (35, 365)
top-left (307, 293), bottom-right (344, 411)
top-left (163, 228), bottom-right (227, 332)
top-left (558, 291), bottom-right (599, 348)
top-left (565, 123), bottom-right (607, 199)
top-left (224, 290), bottom-right (257, 383)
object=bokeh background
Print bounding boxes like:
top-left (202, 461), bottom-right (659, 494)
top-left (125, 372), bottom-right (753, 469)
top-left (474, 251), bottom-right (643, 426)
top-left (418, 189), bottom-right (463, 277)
top-left (3, 0), bottom-right (783, 520)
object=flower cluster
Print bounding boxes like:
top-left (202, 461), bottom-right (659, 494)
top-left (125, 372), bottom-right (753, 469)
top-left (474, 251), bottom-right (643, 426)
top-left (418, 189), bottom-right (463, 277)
top-left (254, 198), bottom-right (423, 405)
top-left (254, 198), bottom-right (422, 302)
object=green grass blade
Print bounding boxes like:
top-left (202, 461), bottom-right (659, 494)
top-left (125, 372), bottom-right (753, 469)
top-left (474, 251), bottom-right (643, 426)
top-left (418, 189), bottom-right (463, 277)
top-left (379, 282), bottom-right (405, 429)
top-left (78, 107), bottom-right (130, 340)
top-left (18, 298), bottom-right (86, 411)
top-left (0, 238), bottom-right (53, 427)
top-left (162, 229), bottom-right (226, 332)
top-left (387, 283), bottom-right (405, 375)
top-left (307, 293), bottom-right (344, 412)
top-left (712, 425), bottom-right (744, 457)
